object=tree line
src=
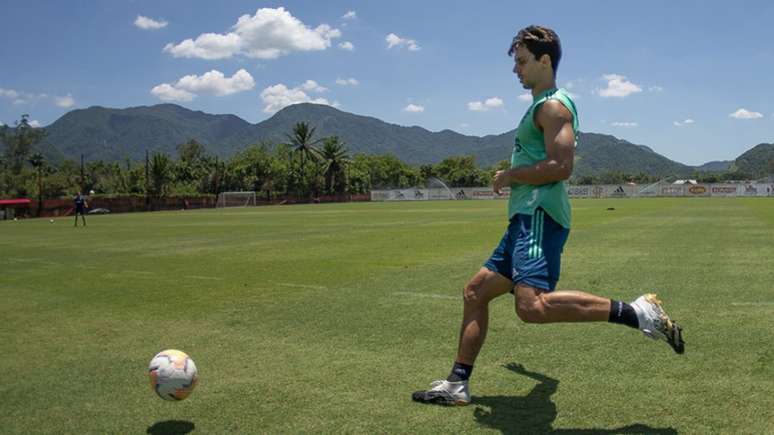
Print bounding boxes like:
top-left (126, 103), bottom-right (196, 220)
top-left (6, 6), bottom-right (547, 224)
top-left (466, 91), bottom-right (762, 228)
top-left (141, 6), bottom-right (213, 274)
top-left (0, 118), bottom-right (500, 202)
top-left (2, 115), bottom-right (767, 204)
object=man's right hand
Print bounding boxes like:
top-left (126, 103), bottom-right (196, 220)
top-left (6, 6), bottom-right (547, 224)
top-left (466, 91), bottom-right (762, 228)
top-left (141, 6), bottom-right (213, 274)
top-left (493, 169), bottom-right (511, 195)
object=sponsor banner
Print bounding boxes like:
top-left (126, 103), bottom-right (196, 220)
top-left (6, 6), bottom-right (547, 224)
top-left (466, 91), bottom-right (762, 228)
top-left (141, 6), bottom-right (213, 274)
top-left (568, 186), bottom-right (592, 198)
top-left (744, 183), bottom-right (771, 197)
top-left (741, 184), bottom-right (760, 197)
top-left (660, 186), bottom-right (684, 196)
top-left (468, 188), bottom-right (497, 200)
top-left (687, 185), bottom-right (709, 196)
top-left (373, 182), bottom-right (768, 201)
top-left (604, 184), bottom-right (638, 197)
top-left (710, 185), bottom-right (739, 197)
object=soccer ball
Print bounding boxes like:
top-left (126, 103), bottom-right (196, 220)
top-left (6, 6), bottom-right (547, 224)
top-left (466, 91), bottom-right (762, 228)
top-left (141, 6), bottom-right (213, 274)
top-left (49, 219), bottom-right (54, 223)
top-left (89, 190), bottom-right (95, 195)
top-left (148, 349), bottom-right (198, 401)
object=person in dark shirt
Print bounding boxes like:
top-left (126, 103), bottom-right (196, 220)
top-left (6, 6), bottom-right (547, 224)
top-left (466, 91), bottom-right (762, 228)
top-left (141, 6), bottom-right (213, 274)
top-left (74, 191), bottom-right (88, 227)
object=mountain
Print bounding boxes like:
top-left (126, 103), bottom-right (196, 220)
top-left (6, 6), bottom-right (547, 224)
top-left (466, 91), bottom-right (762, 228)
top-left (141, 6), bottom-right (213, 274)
top-left (695, 160), bottom-right (732, 172)
top-left (729, 143), bottom-right (774, 177)
top-left (40, 104), bottom-right (255, 161)
top-left (573, 132), bottom-right (693, 178)
top-left (33, 103), bottom-right (768, 178)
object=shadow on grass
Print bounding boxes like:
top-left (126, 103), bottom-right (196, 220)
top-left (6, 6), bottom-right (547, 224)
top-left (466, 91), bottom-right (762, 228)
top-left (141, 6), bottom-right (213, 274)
top-left (146, 420), bottom-right (195, 435)
top-left (473, 363), bottom-right (677, 435)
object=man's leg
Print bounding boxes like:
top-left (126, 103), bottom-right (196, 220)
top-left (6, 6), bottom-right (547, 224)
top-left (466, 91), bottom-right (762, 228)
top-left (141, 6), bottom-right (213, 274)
top-left (456, 267), bottom-right (514, 364)
top-left (412, 267), bottom-right (513, 406)
top-left (514, 283), bottom-right (684, 353)
top-left (513, 283), bottom-right (610, 323)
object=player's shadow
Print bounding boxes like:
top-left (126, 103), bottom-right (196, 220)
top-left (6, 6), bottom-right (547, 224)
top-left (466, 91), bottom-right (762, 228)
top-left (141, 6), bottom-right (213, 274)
top-left (146, 420), bottom-right (195, 435)
top-left (473, 363), bottom-right (677, 435)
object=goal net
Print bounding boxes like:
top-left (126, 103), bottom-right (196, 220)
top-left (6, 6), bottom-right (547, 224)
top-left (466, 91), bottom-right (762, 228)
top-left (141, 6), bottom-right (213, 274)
top-left (216, 191), bottom-right (257, 208)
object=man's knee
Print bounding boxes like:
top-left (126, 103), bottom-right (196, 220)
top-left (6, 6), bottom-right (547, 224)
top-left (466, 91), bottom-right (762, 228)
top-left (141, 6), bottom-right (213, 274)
top-left (463, 280), bottom-right (484, 307)
top-left (515, 285), bottom-right (548, 323)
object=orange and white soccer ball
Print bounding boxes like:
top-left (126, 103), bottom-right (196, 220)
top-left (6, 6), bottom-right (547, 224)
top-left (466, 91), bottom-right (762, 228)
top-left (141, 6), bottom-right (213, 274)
top-left (148, 349), bottom-right (198, 401)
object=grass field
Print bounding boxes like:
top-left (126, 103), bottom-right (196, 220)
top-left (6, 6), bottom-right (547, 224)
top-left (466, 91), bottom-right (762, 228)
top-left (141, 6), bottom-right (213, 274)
top-left (1, 198), bottom-right (773, 434)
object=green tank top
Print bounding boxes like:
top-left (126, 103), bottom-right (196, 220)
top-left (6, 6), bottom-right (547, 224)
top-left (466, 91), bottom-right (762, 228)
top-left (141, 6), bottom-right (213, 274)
top-left (508, 88), bottom-right (578, 228)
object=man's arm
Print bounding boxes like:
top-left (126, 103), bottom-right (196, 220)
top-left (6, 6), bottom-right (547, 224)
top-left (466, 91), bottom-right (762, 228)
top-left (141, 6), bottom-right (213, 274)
top-left (493, 100), bottom-right (575, 193)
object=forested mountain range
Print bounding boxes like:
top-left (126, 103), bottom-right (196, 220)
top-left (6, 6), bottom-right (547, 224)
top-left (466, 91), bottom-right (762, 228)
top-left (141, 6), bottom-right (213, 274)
top-left (29, 103), bottom-right (772, 178)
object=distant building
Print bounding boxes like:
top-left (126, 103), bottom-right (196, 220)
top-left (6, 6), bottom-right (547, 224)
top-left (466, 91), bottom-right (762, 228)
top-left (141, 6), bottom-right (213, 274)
top-left (673, 179), bottom-right (698, 185)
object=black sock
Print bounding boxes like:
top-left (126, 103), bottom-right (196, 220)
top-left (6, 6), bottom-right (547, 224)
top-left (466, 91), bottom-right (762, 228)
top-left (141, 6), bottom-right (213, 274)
top-left (608, 300), bottom-right (639, 329)
top-left (447, 361), bottom-right (473, 382)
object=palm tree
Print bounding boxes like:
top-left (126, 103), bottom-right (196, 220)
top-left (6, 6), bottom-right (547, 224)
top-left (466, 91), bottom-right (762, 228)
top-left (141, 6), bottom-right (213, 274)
top-left (285, 122), bottom-right (322, 197)
top-left (28, 152), bottom-right (45, 216)
top-left (320, 136), bottom-right (351, 195)
top-left (149, 152), bottom-right (173, 199)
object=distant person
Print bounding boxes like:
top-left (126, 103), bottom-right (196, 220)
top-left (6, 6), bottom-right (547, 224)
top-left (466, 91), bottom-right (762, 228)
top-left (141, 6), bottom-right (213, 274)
top-left (412, 25), bottom-right (684, 407)
top-left (74, 191), bottom-right (88, 227)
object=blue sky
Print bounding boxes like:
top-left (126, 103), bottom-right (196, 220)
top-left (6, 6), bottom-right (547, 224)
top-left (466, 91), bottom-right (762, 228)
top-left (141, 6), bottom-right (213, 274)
top-left (1, 1), bottom-right (772, 165)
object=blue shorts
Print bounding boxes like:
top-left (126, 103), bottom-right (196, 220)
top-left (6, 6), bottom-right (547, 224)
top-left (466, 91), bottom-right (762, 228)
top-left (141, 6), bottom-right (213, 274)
top-left (484, 208), bottom-right (570, 291)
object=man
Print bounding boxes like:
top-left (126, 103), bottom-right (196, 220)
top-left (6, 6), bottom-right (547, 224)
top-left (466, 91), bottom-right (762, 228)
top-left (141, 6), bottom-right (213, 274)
top-left (412, 25), bottom-right (684, 406)
top-left (74, 191), bottom-right (87, 227)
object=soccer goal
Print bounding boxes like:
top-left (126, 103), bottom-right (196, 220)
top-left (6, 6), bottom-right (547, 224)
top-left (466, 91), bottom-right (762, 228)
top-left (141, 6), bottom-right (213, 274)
top-left (216, 191), bottom-right (257, 208)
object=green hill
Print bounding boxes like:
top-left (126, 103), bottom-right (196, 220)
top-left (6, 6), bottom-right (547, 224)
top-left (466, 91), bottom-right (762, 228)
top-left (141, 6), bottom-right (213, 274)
top-left (32, 103), bottom-right (769, 179)
top-left (573, 132), bottom-right (694, 178)
top-left (729, 143), bottom-right (774, 178)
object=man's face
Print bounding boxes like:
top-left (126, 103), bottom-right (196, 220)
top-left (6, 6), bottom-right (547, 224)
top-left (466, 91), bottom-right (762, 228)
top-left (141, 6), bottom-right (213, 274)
top-left (513, 45), bottom-right (540, 90)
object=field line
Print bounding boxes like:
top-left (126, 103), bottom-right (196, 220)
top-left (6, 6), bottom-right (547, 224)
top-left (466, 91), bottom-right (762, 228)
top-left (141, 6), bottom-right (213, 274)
top-left (274, 282), bottom-right (328, 290)
top-left (392, 291), bottom-right (457, 300)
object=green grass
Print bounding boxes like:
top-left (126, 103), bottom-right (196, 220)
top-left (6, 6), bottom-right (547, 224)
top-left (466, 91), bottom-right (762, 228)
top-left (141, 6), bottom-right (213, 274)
top-left (1, 198), bottom-right (772, 434)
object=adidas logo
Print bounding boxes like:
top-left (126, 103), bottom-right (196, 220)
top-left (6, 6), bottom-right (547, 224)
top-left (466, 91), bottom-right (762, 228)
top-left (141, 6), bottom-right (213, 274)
top-left (611, 186), bottom-right (627, 196)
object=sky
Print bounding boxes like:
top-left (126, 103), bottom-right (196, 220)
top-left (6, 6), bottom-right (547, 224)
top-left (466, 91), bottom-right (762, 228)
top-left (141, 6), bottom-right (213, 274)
top-left (1, 1), bottom-right (773, 165)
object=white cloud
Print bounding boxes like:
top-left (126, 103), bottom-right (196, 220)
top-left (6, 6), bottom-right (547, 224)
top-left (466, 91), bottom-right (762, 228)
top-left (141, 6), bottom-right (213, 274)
top-left (468, 97), bottom-right (504, 112)
top-left (151, 69), bottom-right (255, 102)
top-left (342, 10), bottom-right (356, 20)
top-left (596, 74), bottom-right (642, 98)
top-left (459, 123), bottom-right (469, 129)
top-left (300, 80), bottom-right (327, 93)
top-left (518, 93), bottom-right (532, 102)
top-left (611, 121), bottom-right (638, 127)
top-left (729, 108), bottom-right (763, 119)
top-left (134, 15), bottom-right (168, 30)
top-left (386, 33), bottom-right (420, 51)
top-left (260, 82), bottom-right (336, 113)
top-left (0, 88), bottom-right (19, 99)
top-left (150, 84), bottom-right (196, 102)
top-left (673, 119), bottom-right (695, 127)
top-left (55, 94), bottom-right (75, 108)
top-left (335, 78), bottom-right (359, 86)
top-left (338, 41), bottom-right (354, 51)
top-left (29, 120), bottom-right (42, 128)
top-left (164, 7), bottom-right (341, 60)
top-left (649, 86), bottom-right (664, 93)
top-left (0, 87), bottom-right (59, 106)
top-left (403, 104), bottom-right (424, 113)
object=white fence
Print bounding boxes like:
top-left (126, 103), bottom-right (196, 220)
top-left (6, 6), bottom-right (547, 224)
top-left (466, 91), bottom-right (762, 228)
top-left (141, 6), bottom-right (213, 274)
top-left (371, 182), bottom-right (774, 201)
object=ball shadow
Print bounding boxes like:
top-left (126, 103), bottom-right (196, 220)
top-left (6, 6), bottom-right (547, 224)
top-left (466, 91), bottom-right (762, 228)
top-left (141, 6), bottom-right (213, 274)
top-left (146, 420), bottom-right (195, 435)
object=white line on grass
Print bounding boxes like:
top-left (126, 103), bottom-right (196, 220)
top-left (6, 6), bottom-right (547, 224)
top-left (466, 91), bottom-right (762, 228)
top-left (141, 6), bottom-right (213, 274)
top-left (274, 282), bottom-right (328, 290)
top-left (5, 257), bottom-right (59, 266)
top-left (731, 302), bottom-right (774, 306)
top-left (392, 291), bottom-right (457, 300)
top-left (187, 275), bottom-right (224, 281)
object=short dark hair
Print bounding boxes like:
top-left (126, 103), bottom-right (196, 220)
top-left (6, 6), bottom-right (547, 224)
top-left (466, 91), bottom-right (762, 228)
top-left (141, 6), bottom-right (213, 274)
top-left (508, 25), bottom-right (562, 75)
